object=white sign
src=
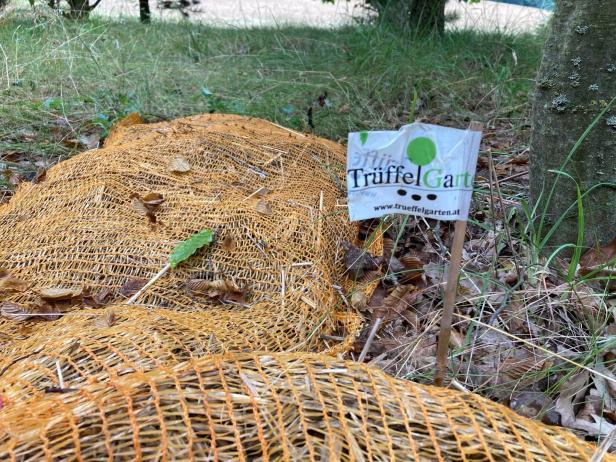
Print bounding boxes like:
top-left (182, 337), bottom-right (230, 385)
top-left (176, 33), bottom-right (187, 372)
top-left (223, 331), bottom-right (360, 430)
top-left (347, 123), bottom-right (482, 222)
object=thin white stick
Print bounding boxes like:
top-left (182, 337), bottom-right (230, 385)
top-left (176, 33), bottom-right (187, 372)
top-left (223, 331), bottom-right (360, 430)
top-left (454, 312), bottom-right (616, 386)
top-left (359, 317), bottom-right (383, 363)
top-left (591, 425), bottom-right (616, 462)
top-left (55, 360), bottom-right (65, 389)
top-left (125, 263), bottom-right (171, 305)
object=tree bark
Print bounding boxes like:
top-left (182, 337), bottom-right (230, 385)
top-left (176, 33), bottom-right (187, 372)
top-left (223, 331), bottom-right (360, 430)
top-left (370, 0), bottom-right (446, 34)
top-left (139, 0), bottom-right (151, 23)
top-left (66, 0), bottom-right (91, 18)
top-left (529, 0), bottom-right (616, 251)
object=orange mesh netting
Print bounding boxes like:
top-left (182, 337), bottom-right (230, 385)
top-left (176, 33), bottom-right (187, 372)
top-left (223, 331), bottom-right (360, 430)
top-left (0, 114), bottom-right (359, 355)
top-left (0, 114), bottom-right (607, 461)
top-left (0, 352), bottom-right (609, 461)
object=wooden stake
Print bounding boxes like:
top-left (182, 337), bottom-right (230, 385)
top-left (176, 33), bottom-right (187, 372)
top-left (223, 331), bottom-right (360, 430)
top-left (434, 219), bottom-right (467, 387)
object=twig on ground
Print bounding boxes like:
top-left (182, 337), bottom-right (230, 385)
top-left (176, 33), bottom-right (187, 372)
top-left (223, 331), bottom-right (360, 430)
top-left (125, 263), bottom-right (170, 305)
top-left (359, 317), bottom-right (382, 363)
top-left (590, 425), bottom-right (616, 462)
top-left (55, 359), bottom-right (65, 389)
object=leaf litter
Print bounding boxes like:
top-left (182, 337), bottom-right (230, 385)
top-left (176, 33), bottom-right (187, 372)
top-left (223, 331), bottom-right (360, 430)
top-left (343, 144), bottom-right (616, 449)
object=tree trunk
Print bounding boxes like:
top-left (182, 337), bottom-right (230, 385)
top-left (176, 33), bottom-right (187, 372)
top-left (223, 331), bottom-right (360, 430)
top-left (139, 0), bottom-right (151, 23)
top-left (66, 0), bottom-right (91, 18)
top-left (371, 0), bottom-right (446, 34)
top-left (529, 0), bottom-right (616, 252)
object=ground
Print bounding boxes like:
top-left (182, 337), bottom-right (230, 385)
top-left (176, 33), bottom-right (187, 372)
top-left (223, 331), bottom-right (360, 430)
top-left (93, 0), bottom-right (549, 32)
top-left (2, 0), bottom-right (616, 452)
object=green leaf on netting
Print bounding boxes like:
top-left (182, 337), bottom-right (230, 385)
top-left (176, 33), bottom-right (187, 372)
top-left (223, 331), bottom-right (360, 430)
top-left (168, 229), bottom-right (214, 269)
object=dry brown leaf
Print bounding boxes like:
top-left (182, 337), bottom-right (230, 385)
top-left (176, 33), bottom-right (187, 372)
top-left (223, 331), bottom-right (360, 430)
top-left (221, 235), bottom-right (236, 252)
top-left (130, 193), bottom-right (163, 223)
top-left (374, 285), bottom-right (418, 323)
top-left (34, 300), bottom-right (62, 321)
top-left (2, 168), bottom-right (21, 187)
top-left (95, 309), bottom-right (116, 328)
top-left (32, 169), bottom-right (47, 184)
top-left (168, 157), bottom-right (191, 173)
top-left (120, 278), bottom-right (147, 298)
top-left (254, 187), bottom-right (271, 198)
top-left (142, 192), bottom-right (165, 207)
top-left (255, 200), bottom-right (273, 216)
top-left (37, 287), bottom-right (79, 301)
top-left (186, 278), bottom-right (247, 304)
top-left (0, 269), bottom-right (28, 292)
top-left (0, 302), bottom-right (32, 321)
top-left (350, 291), bottom-right (368, 311)
top-left (579, 236), bottom-right (616, 291)
top-left (449, 329), bottom-right (465, 349)
top-left (357, 270), bottom-right (382, 285)
top-left (82, 286), bottom-right (113, 308)
top-left (131, 195), bottom-right (149, 215)
top-left (343, 241), bottom-right (379, 281)
top-left (398, 254), bottom-right (423, 284)
top-left (510, 391), bottom-right (555, 421)
top-left (64, 133), bottom-right (100, 150)
top-left (382, 237), bottom-right (394, 260)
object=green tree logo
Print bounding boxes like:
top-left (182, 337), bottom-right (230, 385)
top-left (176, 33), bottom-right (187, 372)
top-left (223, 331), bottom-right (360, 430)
top-left (406, 137), bottom-right (437, 166)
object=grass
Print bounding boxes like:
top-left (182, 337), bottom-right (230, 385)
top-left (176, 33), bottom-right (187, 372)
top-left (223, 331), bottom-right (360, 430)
top-left (1, 7), bottom-right (543, 189)
top-left (12, 3), bottom-right (616, 446)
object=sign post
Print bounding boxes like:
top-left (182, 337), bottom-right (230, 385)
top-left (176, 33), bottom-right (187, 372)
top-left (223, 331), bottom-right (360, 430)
top-left (347, 121), bottom-right (482, 386)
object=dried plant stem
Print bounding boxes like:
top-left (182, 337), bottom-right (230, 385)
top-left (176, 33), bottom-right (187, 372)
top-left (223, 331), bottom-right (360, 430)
top-left (359, 317), bottom-right (382, 363)
top-left (55, 360), bottom-right (65, 389)
top-left (434, 219), bottom-right (467, 387)
top-left (590, 425), bottom-right (616, 462)
top-left (454, 312), bottom-right (616, 386)
top-left (125, 263), bottom-right (170, 305)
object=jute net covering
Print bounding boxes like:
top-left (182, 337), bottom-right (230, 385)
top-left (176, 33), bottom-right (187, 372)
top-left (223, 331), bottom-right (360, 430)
top-left (0, 114), bottom-right (358, 353)
top-left (0, 352), bottom-right (608, 461)
top-left (0, 114), bottom-right (607, 460)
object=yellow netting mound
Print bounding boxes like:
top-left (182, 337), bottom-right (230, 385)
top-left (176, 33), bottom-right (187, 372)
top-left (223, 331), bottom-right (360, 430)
top-left (0, 114), bottom-right (607, 461)
top-left (0, 352), bottom-right (608, 461)
top-left (0, 114), bottom-right (358, 355)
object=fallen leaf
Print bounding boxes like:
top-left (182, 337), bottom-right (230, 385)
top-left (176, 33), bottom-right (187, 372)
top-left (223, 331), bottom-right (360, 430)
top-left (37, 287), bottom-right (79, 301)
top-left (131, 194), bottom-right (150, 217)
top-left (186, 278), bottom-right (247, 304)
top-left (255, 200), bottom-right (272, 216)
top-left (82, 286), bottom-right (113, 308)
top-left (254, 187), bottom-right (271, 198)
top-left (168, 157), bottom-right (191, 173)
top-left (130, 193), bottom-right (164, 223)
top-left (0, 302), bottom-right (32, 321)
top-left (168, 229), bottom-right (214, 269)
top-left (95, 309), bottom-right (116, 328)
top-left (142, 192), bottom-right (165, 207)
top-left (32, 169), bottom-right (47, 184)
top-left (221, 235), bottom-right (236, 251)
top-left (63, 133), bottom-right (100, 150)
top-left (579, 236), bottom-right (616, 291)
top-left (2, 168), bottom-right (21, 187)
top-left (351, 291), bottom-right (368, 311)
top-left (338, 104), bottom-right (350, 114)
top-left (34, 300), bottom-right (62, 321)
top-left (510, 391), bottom-right (554, 421)
top-left (373, 285), bottom-right (418, 323)
top-left (0, 269), bottom-right (28, 292)
top-left (120, 278), bottom-right (147, 298)
top-left (398, 254), bottom-right (423, 284)
top-left (343, 241), bottom-right (379, 281)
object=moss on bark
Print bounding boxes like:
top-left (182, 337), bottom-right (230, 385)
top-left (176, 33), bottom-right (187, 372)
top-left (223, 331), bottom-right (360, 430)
top-left (530, 0), bottom-right (616, 250)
